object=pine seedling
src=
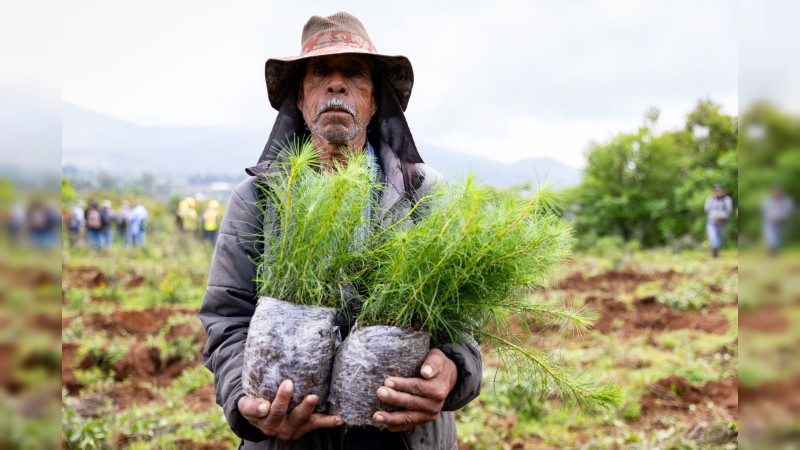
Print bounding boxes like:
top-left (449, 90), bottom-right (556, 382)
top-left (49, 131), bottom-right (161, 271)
top-left (354, 174), bottom-right (621, 412)
top-left (253, 139), bottom-right (382, 308)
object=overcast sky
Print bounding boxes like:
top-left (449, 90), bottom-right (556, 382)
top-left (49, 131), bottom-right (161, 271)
top-left (55, 1), bottom-right (739, 168)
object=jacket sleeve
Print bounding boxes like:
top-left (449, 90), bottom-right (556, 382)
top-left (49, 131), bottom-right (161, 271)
top-left (198, 177), bottom-right (270, 442)
top-left (435, 339), bottom-right (483, 411)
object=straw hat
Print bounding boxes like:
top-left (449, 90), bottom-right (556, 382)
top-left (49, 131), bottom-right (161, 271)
top-left (265, 12), bottom-right (414, 111)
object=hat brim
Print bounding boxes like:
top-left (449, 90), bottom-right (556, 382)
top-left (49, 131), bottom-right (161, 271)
top-left (265, 50), bottom-right (414, 112)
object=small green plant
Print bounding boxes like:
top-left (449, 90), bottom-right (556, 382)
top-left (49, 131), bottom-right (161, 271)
top-left (155, 273), bottom-right (191, 304)
top-left (622, 401), bottom-right (642, 420)
top-left (64, 288), bottom-right (91, 311)
top-left (73, 367), bottom-right (114, 388)
top-left (75, 334), bottom-right (128, 371)
top-left (352, 173), bottom-right (620, 411)
top-left (658, 280), bottom-right (710, 311)
top-left (62, 407), bottom-right (112, 449)
top-left (253, 139), bottom-right (381, 307)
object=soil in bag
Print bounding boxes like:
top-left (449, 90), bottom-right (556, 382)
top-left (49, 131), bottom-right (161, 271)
top-left (328, 325), bottom-right (431, 426)
top-left (242, 297), bottom-right (340, 413)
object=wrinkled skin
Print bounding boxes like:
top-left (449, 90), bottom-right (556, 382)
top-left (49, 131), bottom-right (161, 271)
top-left (238, 380), bottom-right (341, 441)
top-left (240, 54), bottom-right (460, 441)
top-left (296, 54), bottom-right (377, 168)
top-left (374, 348), bottom-right (458, 432)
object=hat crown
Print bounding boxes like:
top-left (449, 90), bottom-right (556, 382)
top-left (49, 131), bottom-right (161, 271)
top-left (264, 12), bottom-right (414, 112)
top-left (300, 12), bottom-right (376, 56)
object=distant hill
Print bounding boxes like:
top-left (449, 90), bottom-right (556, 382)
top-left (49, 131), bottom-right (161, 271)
top-left (421, 147), bottom-right (581, 189)
top-left (62, 103), bottom-right (266, 177)
top-left (62, 103), bottom-right (581, 188)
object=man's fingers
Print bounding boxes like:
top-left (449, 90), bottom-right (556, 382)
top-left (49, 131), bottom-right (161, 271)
top-left (261, 379), bottom-right (294, 431)
top-left (290, 413), bottom-right (344, 440)
top-left (386, 375), bottom-right (452, 401)
top-left (283, 395), bottom-right (318, 431)
top-left (373, 409), bottom-right (436, 432)
top-left (308, 413), bottom-right (344, 429)
top-left (419, 349), bottom-right (447, 379)
top-left (376, 386), bottom-right (439, 413)
top-left (238, 396), bottom-right (270, 419)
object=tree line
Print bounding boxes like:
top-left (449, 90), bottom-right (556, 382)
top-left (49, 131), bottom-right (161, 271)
top-left (565, 100), bottom-right (738, 249)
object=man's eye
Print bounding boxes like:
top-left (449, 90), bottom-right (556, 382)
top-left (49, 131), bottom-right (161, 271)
top-left (349, 69), bottom-right (364, 76)
top-left (313, 66), bottom-right (327, 74)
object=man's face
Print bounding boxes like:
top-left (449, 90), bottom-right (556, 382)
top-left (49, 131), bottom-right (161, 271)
top-left (714, 188), bottom-right (724, 198)
top-left (297, 54), bottom-right (378, 145)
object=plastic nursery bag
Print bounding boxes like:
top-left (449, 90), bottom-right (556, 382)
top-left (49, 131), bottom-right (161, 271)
top-left (328, 324), bottom-right (430, 426)
top-left (242, 297), bottom-right (340, 413)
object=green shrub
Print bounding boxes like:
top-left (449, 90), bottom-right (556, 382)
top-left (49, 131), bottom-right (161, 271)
top-left (658, 280), bottom-right (710, 311)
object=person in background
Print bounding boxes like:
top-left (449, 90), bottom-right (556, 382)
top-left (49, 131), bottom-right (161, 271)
top-left (27, 199), bottom-right (60, 250)
top-left (101, 200), bottom-right (116, 250)
top-left (703, 184), bottom-right (733, 258)
top-left (202, 199), bottom-right (220, 245)
top-left (179, 197), bottom-right (199, 238)
top-left (68, 200), bottom-right (85, 248)
top-left (84, 201), bottom-right (106, 251)
top-left (175, 199), bottom-right (185, 234)
top-left (117, 200), bottom-right (132, 247)
top-left (7, 201), bottom-right (25, 247)
top-left (129, 200), bottom-right (148, 247)
top-left (762, 185), bottom-right (795, 255)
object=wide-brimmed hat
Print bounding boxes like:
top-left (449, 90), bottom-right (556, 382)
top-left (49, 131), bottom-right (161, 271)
top-left (265, 12), bottom-right (414, 111)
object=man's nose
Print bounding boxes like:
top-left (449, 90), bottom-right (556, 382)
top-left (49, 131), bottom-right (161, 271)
top-left (326, 71), bottom-right (347, 95)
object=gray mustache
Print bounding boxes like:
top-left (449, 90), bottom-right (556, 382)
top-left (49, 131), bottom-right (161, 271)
top-left (316, 98), bottom-right (356, 117)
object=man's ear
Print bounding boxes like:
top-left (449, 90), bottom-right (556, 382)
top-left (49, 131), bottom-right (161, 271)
top-left (370, 94), bottom-right (378, 118)
top-left (296, 84), bottom-right (304, 111)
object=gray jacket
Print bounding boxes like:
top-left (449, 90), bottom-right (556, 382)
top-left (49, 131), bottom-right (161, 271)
top-left (199, 139), bottom-right (483, 450)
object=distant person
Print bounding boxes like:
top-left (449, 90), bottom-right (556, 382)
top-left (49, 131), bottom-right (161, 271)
top-left (703, 184), bottom-right (733, 257)
top-left (762, 185), bottom-right (794, 255)
top-left (68, 200), bottom-right (85, 248)
top-left (7, 202), bottom-right (25, 246)
top-left (117, 200), bottom-right (132, 247)
top-left (27, 199), bottom-right (59, 250)
top-left (129, 200), bottom-right (148, 247)
top-left (85, 201), bottom-right (106, 251)
top-left (175, 200), bottom-right (185, 233)
top-left (202, 199), bottom-right (220, 245)
top-left (179, 197), bottom-right (198, 236)
top-left (101, 200), bottom-right (116, 250)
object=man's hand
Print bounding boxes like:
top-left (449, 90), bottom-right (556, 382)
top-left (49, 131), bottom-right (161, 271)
top-left (238, 379), bottom-right (342, 441)
top-left (372, 348), bottom-right (458, 432)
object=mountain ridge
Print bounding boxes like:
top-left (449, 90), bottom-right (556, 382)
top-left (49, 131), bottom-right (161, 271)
top-left (62, 102), bottom-right (582, 188)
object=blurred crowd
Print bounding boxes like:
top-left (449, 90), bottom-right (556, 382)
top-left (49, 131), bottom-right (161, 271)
top-left (2, 196), bottom-right (222, 252)
top-left (63, 199), bottom-right (149, 250)
top-left (5, 199), bottom-right (61, 250)
top-left (175, 196), bottom-right (220, 246)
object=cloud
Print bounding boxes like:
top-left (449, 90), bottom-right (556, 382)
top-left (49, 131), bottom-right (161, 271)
top-left (60, 0), bottom-right (738, 167)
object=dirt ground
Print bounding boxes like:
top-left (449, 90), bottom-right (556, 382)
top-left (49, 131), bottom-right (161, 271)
top-left (63, 258), bottom-right (738, 449)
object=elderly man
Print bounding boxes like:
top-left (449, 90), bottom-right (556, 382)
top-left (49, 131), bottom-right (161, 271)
top-left (199, 12), bottom-right (482, 449)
